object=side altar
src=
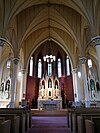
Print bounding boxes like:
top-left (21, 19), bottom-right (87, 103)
top-left (38, 75), bottom-right (62, 110)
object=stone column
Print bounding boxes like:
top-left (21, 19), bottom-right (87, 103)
top-left (21, 69), bottom-right (27, 99)
top-left (77, 70), bottom-right (83, 102)
top-left (0, 40), bottom-right (4, 61)
top-left (14, 68), bottom-right (27, 107)
top-left (0, 40), bottom-right (4, 84)
top-left (80, 57), bottom-right (89, 107)
top-left (92, 36), bottom-right (100, 80)
top-left (10, 58), bottom-right (19, 108)
top-left (72, 68), bottom-right (79, 102)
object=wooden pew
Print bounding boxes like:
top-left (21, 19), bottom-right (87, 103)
top-left (85, 120), bottom-right (94, 133)
top-left (85, 117), bottom-right (100, 133)
top-left (0, 120), bottom-right (11, 133)
top-left (91, 117), bottom-right (100, 133)
top-left (12, 108), bottom-right (32, 130)
top-left (77, 114), bottom-right (100, 133)
top-left (68, 108), bottom-right (100, 133)
top-left (0, 114), bottom-right (20, 133)
top-left (0, 117), bottom-right (5, 122)
top-left (66, 108), bottom-right (74, 131)
top-left (0, 108), bottom-right (31, 131)
top-left (0, 110), bottom-right (25, 133)
top-left (66, 108), bottom-right (72, 129)
top-left (72, 108), bottom-right (100, 133)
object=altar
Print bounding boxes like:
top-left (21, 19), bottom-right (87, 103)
top-left (42, 100), bottom-right (56, 110)
top-left (38, 75), bottom-right (62, 110)
top-left (38, 99), bottom-right (62, 110)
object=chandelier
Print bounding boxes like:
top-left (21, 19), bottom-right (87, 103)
top-left (43, 1), bottom-right (56, 63)
top-left (43, 40), bottom-right (56, 62)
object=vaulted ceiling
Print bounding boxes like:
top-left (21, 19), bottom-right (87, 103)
top-left (0, 0), bottom-right (100, 68)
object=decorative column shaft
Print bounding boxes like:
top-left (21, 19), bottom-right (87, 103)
top-left (80, 57), bottom-right (89, 106)
top-left (72, 68), bottom-right (79, 102)
top-left (92, 36), bottom-right (100, 80)
top-left (10, 58), bottom-right (19, 108)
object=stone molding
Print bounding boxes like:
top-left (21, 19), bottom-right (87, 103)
top-left (92, 36), bottom-right (100, 46)
top-left (79, 57), bottom-right (87, 64)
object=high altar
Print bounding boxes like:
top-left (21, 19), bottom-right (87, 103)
top-left (38, 75), bottom-right (62, 110)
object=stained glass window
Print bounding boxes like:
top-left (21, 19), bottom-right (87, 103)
top-left (29, 57), bottom-right (33, 76)
top-left (48, 63), bottom-right (52, 76)
top-left (66, 56), bottom-right (70, 76)
top-left (38, 59), bottom-right (42, 78)
top-left (58, 58), bottom-right (62, 77)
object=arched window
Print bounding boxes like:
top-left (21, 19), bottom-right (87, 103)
top-left (58, 58), bottom-right (62, 77)
top-left (66, 56), bottom-right (70, 76)
top-left (29, 57), bottom-right (33, 76)
top-left (38, 59), bottom-right (42, 78)
top-left (48, 63), bottom-right (52, 76)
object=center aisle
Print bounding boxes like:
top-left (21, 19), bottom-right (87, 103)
top-left (27, 116), bottom-right (70, 133)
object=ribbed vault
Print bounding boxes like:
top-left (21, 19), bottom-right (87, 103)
top-left (0, 0), bottom-right (99, 68)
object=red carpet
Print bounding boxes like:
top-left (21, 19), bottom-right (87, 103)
top-left (27, 116), bottom-right (70, 133)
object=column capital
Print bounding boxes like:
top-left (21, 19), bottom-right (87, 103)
top-left (21, 69), bottom-right (27, 74)
top-left (12, 58), bottom-right (19, 65)
top-left (0, 40), bottom-right (4, 47)
top-left (79, 57), bottom-right (86, 64)
top-left (72, 68), bottom-right (78, 74)
top-left (91, 36), bottom-right (100, 46)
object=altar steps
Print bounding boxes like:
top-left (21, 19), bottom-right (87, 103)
top-left (31, 109), bottom-right (67, 116)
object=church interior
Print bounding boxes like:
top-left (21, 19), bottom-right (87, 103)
top-left (0, 0), bottom-right (100, 133)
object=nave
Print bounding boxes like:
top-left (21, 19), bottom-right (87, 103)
top-left (0, 0), bottom-right (100, 132)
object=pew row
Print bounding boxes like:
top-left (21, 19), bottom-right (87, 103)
top-left (67, 108), bottom-right (100, 133)
top-left (85, 117), bottom-right (100, 133)
top-left (85, 120), bottom-right (94, 133)
top-left (77, 114), bottom-right (100, 133)
top-left (0, 108), bottom-right (31, 133)
top-left (0, 119), bottom-right (11, 133)
top-left (0, 114), bottom-right (20, 133)
top-left (0, 117), bottom-right (5, 123)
